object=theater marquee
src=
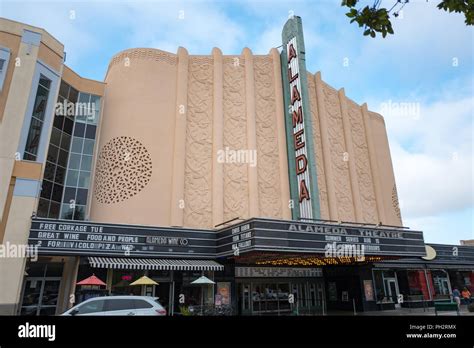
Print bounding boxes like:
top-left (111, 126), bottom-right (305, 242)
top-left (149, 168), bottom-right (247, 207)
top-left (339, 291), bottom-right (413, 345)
top-left (28, 219), bottom-right (217, 258)
top-left (29, 217), bottom-right (426, 259)
top-left (217, 219), bottom-right (426, 258)
top-left (281, 16), bottom-right (320, 220)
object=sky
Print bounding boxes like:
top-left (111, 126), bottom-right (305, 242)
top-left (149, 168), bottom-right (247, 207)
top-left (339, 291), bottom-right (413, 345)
top-left (1, 0), bottom-right (472, 244)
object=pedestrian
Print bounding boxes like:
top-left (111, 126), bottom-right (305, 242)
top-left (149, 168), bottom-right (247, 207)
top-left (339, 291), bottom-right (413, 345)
top-left (452, 288), bottom-right (461, 308)
top-left (461, 287), bottom-right (471, 305)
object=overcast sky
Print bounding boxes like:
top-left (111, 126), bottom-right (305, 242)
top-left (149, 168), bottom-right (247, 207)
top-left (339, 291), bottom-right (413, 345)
top-left (1, 0), bottom-right (472, 244)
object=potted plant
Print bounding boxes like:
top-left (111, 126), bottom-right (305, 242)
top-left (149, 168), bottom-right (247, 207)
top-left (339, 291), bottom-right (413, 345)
top-left (179, 305), bottom-right (192, 316)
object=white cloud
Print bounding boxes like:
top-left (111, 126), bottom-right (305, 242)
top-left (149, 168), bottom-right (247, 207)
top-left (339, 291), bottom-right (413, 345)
top-left (393, 142), bottom-right (472, 218)
top-left (404, 208), bottom-right (473, 244)
top-left (368, 86), bottom-right (474, 222)
top-left (251, 26), bottom-right (282, 54)
top-left (120, 1), bottom-right (246, 54)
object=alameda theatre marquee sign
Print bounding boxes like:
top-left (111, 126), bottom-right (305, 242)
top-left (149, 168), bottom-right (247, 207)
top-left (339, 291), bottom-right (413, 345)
top-left (29, 217), bottom-right (426, 259)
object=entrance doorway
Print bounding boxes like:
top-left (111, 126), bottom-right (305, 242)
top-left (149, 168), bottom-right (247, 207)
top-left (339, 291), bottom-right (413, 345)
top-left (238, 280), bottom-right (325, 315)
top-left (20, 277), bottom-right (62, 315)
top-left (384, 278), bottom-right (400, 305)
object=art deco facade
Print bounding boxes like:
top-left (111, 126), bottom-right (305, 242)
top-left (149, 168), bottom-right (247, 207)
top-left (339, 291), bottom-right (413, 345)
top-left (0, 17), bottom-right (472, 316)
top-left (91, 46), bottom-right (401, 229)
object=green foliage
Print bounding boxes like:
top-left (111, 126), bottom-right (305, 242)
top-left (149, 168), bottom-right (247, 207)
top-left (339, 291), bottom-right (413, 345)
top-left (437, 0), bottom-right (474, 25)
top-left (179, 305), bottom-right (192, 316)
top-left (342, 0), bottom-right (473, 38)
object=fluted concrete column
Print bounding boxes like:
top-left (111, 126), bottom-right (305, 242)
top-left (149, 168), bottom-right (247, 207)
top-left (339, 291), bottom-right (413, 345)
top-left (243, 48), bottom-right (259, 218)
top-left (362, 103), bottom-right (386, 223)
top-left (339, 88), bottom-right (363, 222)
top-left (271, 48), bottom-right (291, 219)
top-left (314, 72), bottom-right (338, 220)
top-left (170, 47), bottom-right (189, 226)
top-left (211, 47), bottom-right (224, 227)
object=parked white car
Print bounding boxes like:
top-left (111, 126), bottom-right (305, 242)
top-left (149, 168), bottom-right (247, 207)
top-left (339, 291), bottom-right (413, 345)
top-left (61, 296), bottom-right (167, 316)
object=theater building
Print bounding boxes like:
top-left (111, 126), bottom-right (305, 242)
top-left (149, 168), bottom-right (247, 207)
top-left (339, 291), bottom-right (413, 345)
top-left (0, 16), bottom-right (472, 316)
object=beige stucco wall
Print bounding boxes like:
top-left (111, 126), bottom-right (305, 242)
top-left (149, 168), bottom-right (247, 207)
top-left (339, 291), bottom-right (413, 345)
top-left (91, 47), bottom-right (292, 228)
top-left (0, 34), bottom-right (40, 230)
top-left (0, 31), bottom-right (21, 123)
top-left (91, 47), bottom-right (402, 229)
top-left (307, 71), bottom-right (401, 226)
top-left (90, 48), bottom-right (179, 226)
top-left (62, 65), bottom-right (105, 96)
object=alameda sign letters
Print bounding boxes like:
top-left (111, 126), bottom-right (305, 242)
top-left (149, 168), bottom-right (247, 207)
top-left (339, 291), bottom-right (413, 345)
top-left (286, 37), bottom-right (313, 219)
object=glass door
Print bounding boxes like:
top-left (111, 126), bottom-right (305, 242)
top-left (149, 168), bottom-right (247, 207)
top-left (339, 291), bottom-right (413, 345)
top-left (385, 278), bottom-right (399, 304)
top-left (20, 277), bottom-right (61, 315)
top-left (20, 278), bottom-right (42, 315)
top-left (240, 283), bottom-right (251, 315)
top-left (291, 281), bottom-right (324, 315)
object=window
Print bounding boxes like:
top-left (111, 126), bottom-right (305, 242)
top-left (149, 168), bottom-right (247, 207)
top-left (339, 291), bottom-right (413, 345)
top-left (60, 204), bottom-right (74, 219)
top-left (80, 155), bottom-right (92, 171)
top-left (69, 153), bottom-right (81, 169)
top-left (49, 202), bottom-right (60, 217)
top-left (76, 300), bottom-right (105, 314)
top-left (71, 137), bottom-right (84, 154)
top-left (24, 118), bottom-right (42, 158)
top-left (104, 299), bottom-right (134, 312)
top-left (37, 199), bottom-right (49, 218)
top-left (78, 171), bottom-right (90, 188)
top-left (0, 47), bottom-right (11, 92)
top-left (133, 300), bottom-right (153, 309)
top-left (75, 188), bottom-right (88, 205)
top-left (42, 88), bottom-right (102, 221)
top-left (23, 74), bottom-right (51, 161)
top-left (66, 170), bottom-right (79, 186)
top-left (39, 80), bottom-right (102, 220)
top-left (82, 139), bottom-right (95, 155)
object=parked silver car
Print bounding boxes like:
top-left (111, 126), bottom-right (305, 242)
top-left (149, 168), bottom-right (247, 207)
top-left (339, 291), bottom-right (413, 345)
top-left (61, 296), bottom-right (167, 316)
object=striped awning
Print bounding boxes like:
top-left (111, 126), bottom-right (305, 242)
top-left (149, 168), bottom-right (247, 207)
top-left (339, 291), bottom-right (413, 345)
top-left (88, 257), bottom-right (224, 271)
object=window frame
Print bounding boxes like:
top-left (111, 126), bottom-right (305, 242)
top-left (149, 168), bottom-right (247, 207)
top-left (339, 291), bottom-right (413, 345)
top-left (0, 46), bottom-right (11, 92)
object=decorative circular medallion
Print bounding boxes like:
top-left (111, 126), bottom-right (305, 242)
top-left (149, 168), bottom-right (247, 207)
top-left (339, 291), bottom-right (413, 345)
top-left (94, 136), bottom-right (152, 204)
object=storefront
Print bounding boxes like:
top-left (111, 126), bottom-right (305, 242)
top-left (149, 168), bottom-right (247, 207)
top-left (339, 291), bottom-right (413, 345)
top-left (22, 218), bottom-right (225, 315)
top-left (235, 267), bottom-right (325, 315)
top-left (370, 244), bottom-right (474, 309)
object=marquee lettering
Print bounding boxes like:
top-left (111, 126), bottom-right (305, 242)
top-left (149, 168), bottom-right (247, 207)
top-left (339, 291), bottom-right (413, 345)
top-left (291, 85), bottom-right (301, 104)
top-left (299, 180), bottom-right (310, 202)
top-left (292, 106), bottom-right (303, 127)
top-left (286, 36), bottom-right (312, 213)
top-left (294, 129), bottom-right (305, 150)
top-left (295, 154), bottom-right (307, 175)
top-left (287, 43), bottom-right (297, 62)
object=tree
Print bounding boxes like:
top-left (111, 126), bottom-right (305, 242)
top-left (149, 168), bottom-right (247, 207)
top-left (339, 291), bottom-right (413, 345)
top-left (342, 0), bottom-right (474, 38)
